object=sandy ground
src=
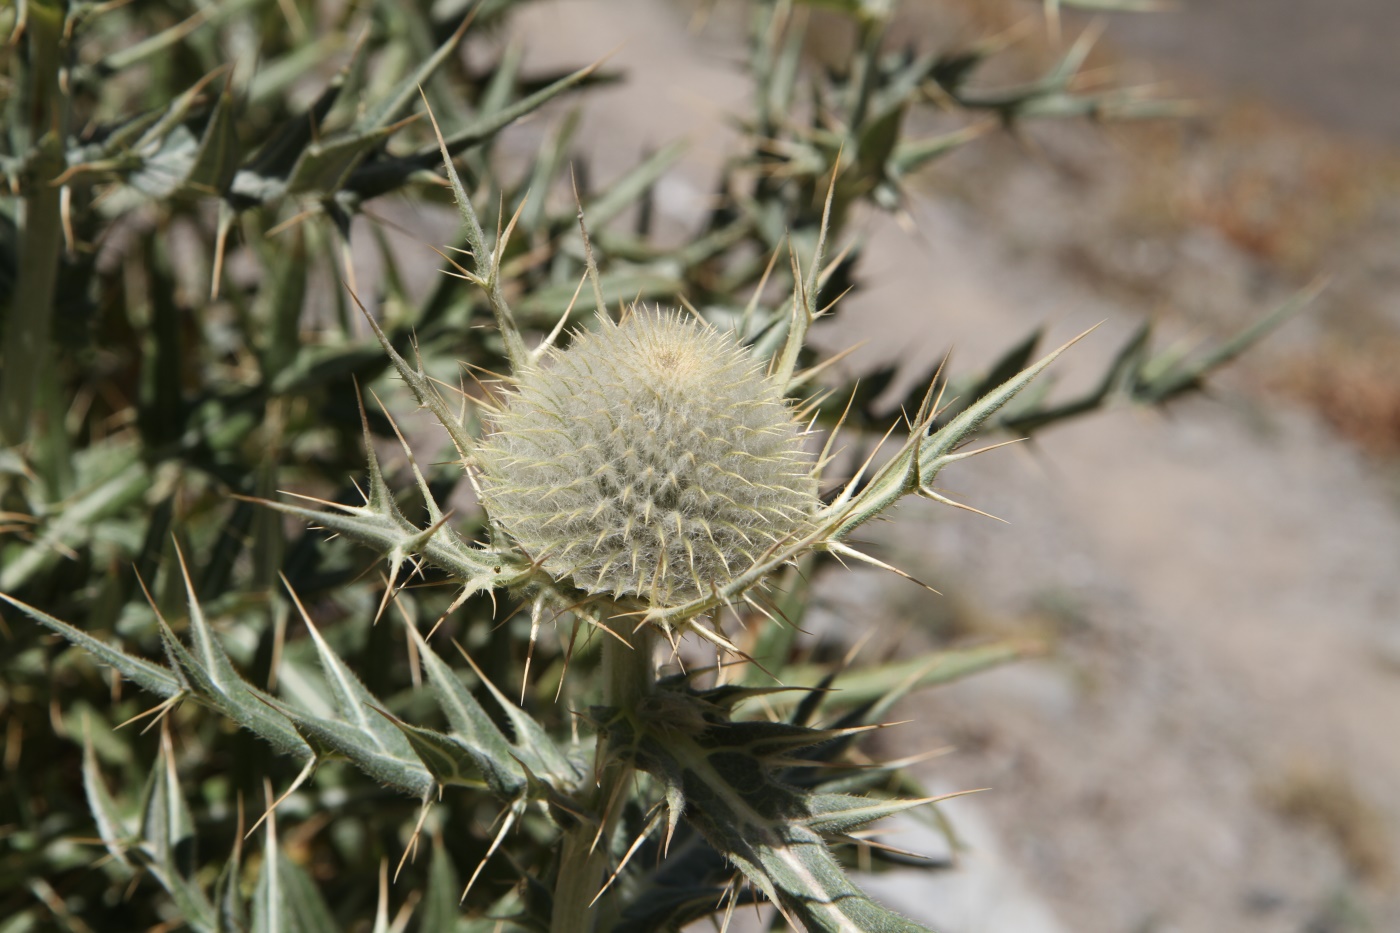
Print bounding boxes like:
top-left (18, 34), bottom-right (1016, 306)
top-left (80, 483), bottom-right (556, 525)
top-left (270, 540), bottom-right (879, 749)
top-left (837, 196), bottom-right (1400, 932)
top-left (503, 2), bottom-right (1400, 929)
top-left (1108, 0), bottom-right (1400, 145)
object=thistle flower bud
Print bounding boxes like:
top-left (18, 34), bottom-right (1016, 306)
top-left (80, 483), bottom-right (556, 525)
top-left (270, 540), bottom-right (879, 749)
top-left (476, 308), bottom-right (819, 609)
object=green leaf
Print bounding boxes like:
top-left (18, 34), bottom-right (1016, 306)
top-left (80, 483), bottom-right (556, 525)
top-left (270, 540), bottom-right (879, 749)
top-left (284, 122), bottom-right (400, 196)
top-left (3, 593), bottom-right (184, 699)
top-left (519, 107), bottom-right (582, 234)
top-left (139, 729), bottom-right (217, 930)
top-left (921, 330), bottom-right (1086, 462)
top-left (856, 104), bottom-right (904, 185)
top-left (82, 728), bottom-right (134, 868)
top-left (452, 642), bottom-right (579, 785)
top-left (998, 322), bottom-right (1145, 434)
top-left (477, 36), bottom-right (524, 119)
top-left (431, 61), bottom-right (601, 157)
top-left (823, 327), bottom-right (1092, 543)
top-left (1137, 282), bottom-right (1321, 403)
top-left (185, 78), bottom-right (241, 194)
top-left (141, 731), bottom-right (194, 875)
top-left (420, 837), bottom-right (461, 933)
top-left (277, 705), bottom-right (433, 798)
top-left (582, 141), bottom-right (687, 230)
top-left (279, 854), bottom-right (340, 933)
top-left (802, 793), bottom-right (953, 835)
top-left (356, 16), bottom-right (471, 133)
top-left (784, 640), bottom-right (1042, 715)
top-left (246, 34), bottom-right (348, 107)
top-left (213, 838), bottom-right (249, 933)
top-left (154, 614), bottom-right (311, 761)
top-left (890, 121), bottom-right (993, 177)
top-left (372, 707), bottom-right (490, 789)
top-left (133, 67), bottom-right (226, 156)
top-left (742, 559), bottom-right (813, 687)
top-left (403, 625), bottom-right (526, 796)
top-left (623, 691), bottom-right (933, 932)
top-left (247, 800), bottom-right (336, 933)
top-left (0, 456), bottom-right (150, 591)
top-left (250, 824), bottom-right (280, 933)
top-left (254, 495), bottom-right (517, 596)
top-left (513, 269), bottom-right (683, 321)
top-left (418, 98), bottom-right (530, 372)
top-left (232, 64), bottom-right (345, 204)
top-left (289, 589), bottom-right (416, 763)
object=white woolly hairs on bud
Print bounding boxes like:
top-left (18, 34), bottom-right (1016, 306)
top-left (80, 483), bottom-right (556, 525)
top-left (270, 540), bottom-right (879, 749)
top-left (475, 307), bottom-right (819, 608)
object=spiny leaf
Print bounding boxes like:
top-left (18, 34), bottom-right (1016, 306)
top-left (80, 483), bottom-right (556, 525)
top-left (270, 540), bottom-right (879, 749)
top-left (430, 60), bottom-right (602, 157)
top-left (825, 326), bottom-right (1095, 542)
top-left (238, 50), bottom-right (347, 184)
top-left (623, 690), bottom-right (933, 932)
top-left (4, 593), bottom-right (183, 699)
top-left (185, 76), bottom-right (241, 194)
top-left (403, 623), bottom-right (526, 796)
top-left (372, 706), bottom-right (491, 790)
top-left (358, 15), bottom-right (472, 133)
top-left (141, 729), bottom-right (193, 875)
top-left (802, 792), bottom-right (969, 835)
top-left (134, 65), bottom-right (229, 155)
top-left (513, 269), bottom-right (683, 320)
top-left (253, 495), bottom-right (517, 594)
top-left (919, 326), bottom-right (1093, 459)
top-left (890, 120), bottom-right (994, 176)
top-left (284, 580), bottom-right (416, 762)
top-left (777, 639), bottom-right (1043, 715)
top-left (856, 103), bottom-right (905, 185)
top-left (213, 832), bottom-right (248, 933)
top-left (285, 121), bottom-right (403, 196)
top-left (453, 641), bottom-right (578, 785)
top-left (250, 784), bottom-right (340, 930)
top-left (153, 612), bottom-right (311, 761)
top-left (250, 794), bottom-right (281, 933)
top-left (139, 727), bottom-right (216, 930)
top-left (420, 837), bottom-right (461, 933)
top-left (1137, 281), bottom-right (1323, 403)
top-left (276, 704), bottom-right (434, 798)
top-left (419, 90), bottom-right (529, 372)
top-left (279, 851), bottom-right (340, 933)
top-left (673, 737), bottom-right (930, 932)
top-left (82, 727), bottom-right (134, 868)
top-left (940, 327), bottom-right (1044, 425)
top-left (346, 269), bottom-right (490, 465)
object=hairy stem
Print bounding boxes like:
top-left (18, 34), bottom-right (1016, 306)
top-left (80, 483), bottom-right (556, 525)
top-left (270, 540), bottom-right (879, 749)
top-left (550, 617), bottom-right (655, 933)
top-left (604, 621), bottom-right (656, 710)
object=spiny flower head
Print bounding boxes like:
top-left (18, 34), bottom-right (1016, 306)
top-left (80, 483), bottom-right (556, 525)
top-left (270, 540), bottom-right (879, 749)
top-left (475, 308), bottom-right (819, 609)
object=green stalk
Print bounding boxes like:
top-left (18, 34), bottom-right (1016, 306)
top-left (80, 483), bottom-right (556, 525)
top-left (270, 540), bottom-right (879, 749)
top-left (846, 14), bottom-right (886, 143)
top-left (550, 618), bottom-right (655, 933)
top-left (1, 1), bottom-right (67, 447)
top-left (603, 623), bottom-right (655, 711)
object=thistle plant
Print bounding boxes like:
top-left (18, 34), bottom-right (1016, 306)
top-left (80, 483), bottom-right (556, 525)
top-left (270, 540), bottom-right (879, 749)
top-left (249, 138), bottom-right (1091, 929)
top-left (1, 2), bottom-right (1313, 931)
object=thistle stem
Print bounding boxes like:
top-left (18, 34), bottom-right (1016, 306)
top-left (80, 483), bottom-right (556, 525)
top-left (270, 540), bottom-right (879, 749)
top-left (1, 3), bottom-right (67, 447)
top-left (603, 621), bottom-right (656, 708)
top-left (549, 619), bottom-right (655, 933)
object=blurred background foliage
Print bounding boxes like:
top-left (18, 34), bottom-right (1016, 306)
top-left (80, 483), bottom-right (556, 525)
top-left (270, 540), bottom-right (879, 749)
top-left (0, 0), bottom-right (1303, 929)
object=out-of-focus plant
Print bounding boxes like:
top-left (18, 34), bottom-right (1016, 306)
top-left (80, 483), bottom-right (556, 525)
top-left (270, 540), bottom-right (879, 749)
top-left (1, 1), bottom-right (1308, 930)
